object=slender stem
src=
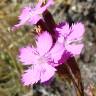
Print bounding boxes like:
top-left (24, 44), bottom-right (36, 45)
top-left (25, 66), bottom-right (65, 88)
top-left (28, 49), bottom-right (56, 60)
top-left (65, 63), bottom-right (84, 96)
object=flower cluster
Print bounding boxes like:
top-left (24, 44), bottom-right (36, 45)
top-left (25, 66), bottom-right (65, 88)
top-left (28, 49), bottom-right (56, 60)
top-left (13, 0), bottom-right (85, 86)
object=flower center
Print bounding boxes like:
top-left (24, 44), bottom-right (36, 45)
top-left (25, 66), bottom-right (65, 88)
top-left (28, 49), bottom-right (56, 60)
top-left (38, 56), bottom-right (46, 64)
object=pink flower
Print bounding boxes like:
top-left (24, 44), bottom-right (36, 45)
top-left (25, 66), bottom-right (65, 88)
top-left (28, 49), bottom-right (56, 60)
top-left (19, 31), bottom-right (65, 85)
top-left (12, 0), bottom-right (54, 30)
top-left (56, 22), bottom-right (85, 55)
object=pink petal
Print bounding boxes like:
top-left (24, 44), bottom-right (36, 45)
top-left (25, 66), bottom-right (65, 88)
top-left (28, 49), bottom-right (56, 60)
top-left (40, 63), bottom-right (56, 82)
top-left (36, 31), bottom-right (53, 56)
top-left (65, 44), bottom-right (84, 55)
top-left (21, 65), bottom-right (41, 85)
top-left (58, 51), bottom-right (72, 64)
top-left (12, 0), bottom-right (54, 30)
top-left (56, 22), bottom-right (70, 37)
top-left (49, 42), bottom-right (65, 64)
top-left (18, 46), bottom-right (38, 65)
top-left (57, 35), bottom-right (65, 43)
top-left (28, 15), bottom-right (41, 25)
top-left (18, 6), bottom-right (41, 25)
top-left (67, 22), bottom-right (85, 41)
top-left (14, 7), bottom-right (33, 28)
top-left (12, 7), bottom-right (41, 30)
top-left (36, 0), bottom-right (54, 14)
top-left (35, 0), bottom-right (42, 9)
top-left (15, 7), bottom-right (41, 27)
top-left (19, 7), bottom-right (32, 22)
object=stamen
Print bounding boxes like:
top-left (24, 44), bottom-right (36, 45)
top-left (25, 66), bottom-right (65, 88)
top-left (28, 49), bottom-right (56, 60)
top-left (34, 25), bottom-right (42, 34)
